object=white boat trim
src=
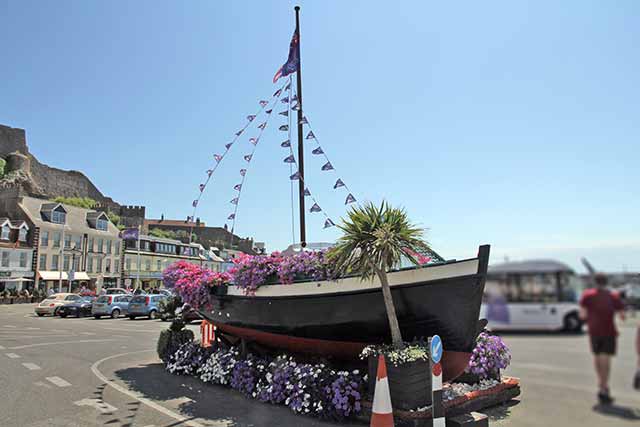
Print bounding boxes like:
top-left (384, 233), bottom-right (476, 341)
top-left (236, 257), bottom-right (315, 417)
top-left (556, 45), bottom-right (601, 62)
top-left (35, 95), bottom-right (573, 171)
top-left (226, 258), bottom-right (480, 298)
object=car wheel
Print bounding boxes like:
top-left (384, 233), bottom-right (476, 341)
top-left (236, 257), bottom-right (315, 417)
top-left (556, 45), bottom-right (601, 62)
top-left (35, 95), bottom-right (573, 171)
top-left (564, 312), bottom-right (582, 333)
top-left (53, 307), bottom-right (59, 316)
top-left (76, 311), bottom-right (81, 318)
top-left (128, 315), bottom-right (136, 320)
top-left (37, 313), bottom-right (44, 317)
top-left (111, 309), bottom-right (120, 319)
top-left (148, 310), bottom-right (157, 320)
top-left (94, 315), bottom-right (101, 319)
top-left (60, 313), bottom-right (67, 318)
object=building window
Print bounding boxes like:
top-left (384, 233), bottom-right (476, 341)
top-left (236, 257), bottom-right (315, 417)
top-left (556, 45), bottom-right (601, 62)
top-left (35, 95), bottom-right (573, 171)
top-left (96, 218), bottom-right (108, 231)
top-left (106, 240), bottom-right (112, 254)
top-left (18, 228), bottom-right (27, 242)
top-left (115, 241), bottom-right (120, 255)
top-left (74, 235), bottom-right (82, 250)
top-left (1, 251), bottom-right (9, 267)
top-left (20, 252), bottom-right (28, 268)
top-left (114, 259), bottom-right (119, 273)
top-left (105, 258), bottom-right (111, 273)
top-left (157, 260), bottom-right (162, 271)
top-left (53, 232), bottom-right (61, 248)
top-left (145, 258), bottom-right (151, 271)
top-left (0, 225), bottom-right (9, 240)
top-left (63, 255), bottom-right (70, 271)
top-left (52, 210), bottom-right (66, 224)
top-left (51, 254), bottom-right (59, 270)
top-left (40, 230), bottom-right (49, 247)
top-left (96, 257), bottom-right (103, 273)
top-left (125, 257), bottom-right (131, 271)
top-left (87, 257), bottom-right (93, 273)
top-left (73, 256), bottom-right (80, 271)
top-left (97, 238), bottom-right (104, 253)
top-left (39, 254), bottom-right (47, 269)
top-left (64, 234), bottom-right (72, 249)
top-left (88, 237), bottom-right (94, 252)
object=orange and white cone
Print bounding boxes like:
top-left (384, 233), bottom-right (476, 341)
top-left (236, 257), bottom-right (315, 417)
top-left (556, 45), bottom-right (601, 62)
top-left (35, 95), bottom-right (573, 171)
top-left (370, 354), bottom-right (394, 427)
top-left (200, 320), bottom-right (216, 348)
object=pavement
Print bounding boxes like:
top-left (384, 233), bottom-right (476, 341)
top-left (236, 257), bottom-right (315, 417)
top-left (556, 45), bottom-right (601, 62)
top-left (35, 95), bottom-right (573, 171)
top-left (1, 303), bottom-right (639, 427)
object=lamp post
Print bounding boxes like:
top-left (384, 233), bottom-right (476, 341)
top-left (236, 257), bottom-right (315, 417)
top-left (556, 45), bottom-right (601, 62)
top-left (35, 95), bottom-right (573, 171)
top-left (57, 222), bottom-right (66, 293)
top-left (66, 245), bottom-right (82, 293)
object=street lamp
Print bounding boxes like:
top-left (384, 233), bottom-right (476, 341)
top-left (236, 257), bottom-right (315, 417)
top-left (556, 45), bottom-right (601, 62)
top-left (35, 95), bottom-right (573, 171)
top-left (66, 245), bottom-right (83, 293)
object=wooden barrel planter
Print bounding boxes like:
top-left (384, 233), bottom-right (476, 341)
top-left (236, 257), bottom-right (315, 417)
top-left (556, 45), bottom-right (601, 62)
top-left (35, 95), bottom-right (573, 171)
top-left (368, 356), bottom-right (431, 410)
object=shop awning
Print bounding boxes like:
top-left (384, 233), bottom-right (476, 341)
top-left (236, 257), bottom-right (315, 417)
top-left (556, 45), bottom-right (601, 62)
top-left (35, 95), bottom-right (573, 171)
top-left (38, 271), bottom-right (91, 281)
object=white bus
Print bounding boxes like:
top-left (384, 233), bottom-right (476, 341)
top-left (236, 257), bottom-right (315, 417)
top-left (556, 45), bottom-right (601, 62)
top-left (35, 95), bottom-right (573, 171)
top-left (480, 260), bottom-right (584, 332)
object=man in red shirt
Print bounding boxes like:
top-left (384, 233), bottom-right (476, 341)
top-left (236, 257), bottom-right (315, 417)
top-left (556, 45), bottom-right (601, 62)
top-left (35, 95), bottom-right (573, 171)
top-left (580, 274), bottom-right (625, 404)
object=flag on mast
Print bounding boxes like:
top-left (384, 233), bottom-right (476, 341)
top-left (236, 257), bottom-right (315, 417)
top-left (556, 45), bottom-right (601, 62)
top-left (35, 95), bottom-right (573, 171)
top-left (273, 30), bottom-right (300, 83)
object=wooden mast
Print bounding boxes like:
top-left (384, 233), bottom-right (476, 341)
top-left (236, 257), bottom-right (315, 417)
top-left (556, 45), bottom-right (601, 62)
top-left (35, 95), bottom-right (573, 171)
top-left (294, 6), bottom-right (307, 248)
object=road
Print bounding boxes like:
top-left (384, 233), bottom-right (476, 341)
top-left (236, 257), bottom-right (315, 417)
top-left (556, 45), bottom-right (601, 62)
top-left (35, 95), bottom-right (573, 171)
top-left (1, 303), bottom-right (639, 427)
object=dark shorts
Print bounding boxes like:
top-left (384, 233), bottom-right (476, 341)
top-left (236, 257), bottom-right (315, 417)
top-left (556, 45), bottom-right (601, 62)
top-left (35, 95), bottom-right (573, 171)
top-left (590, 335), bottom-right (616, 355)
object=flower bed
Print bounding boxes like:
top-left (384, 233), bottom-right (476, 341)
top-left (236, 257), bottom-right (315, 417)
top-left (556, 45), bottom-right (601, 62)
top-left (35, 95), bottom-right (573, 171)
top-left (464, 332), bottom-right (511, 380)
top-left (163, 340), bottom-right (366, 421)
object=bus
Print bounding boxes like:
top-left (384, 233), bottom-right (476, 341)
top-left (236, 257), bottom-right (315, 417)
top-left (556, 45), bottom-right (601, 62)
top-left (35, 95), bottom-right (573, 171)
top-left (480, 259), bottom-right (584, 332)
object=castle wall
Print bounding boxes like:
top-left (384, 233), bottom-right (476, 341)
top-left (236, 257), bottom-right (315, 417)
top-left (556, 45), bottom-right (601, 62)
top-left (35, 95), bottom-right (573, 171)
top-left (0, 125), bottom-right (28, 158)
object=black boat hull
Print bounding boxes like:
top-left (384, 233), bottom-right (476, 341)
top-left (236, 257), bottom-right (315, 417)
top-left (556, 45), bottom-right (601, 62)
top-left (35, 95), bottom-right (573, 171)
top-left (201, 245), bottom-right (490, 381)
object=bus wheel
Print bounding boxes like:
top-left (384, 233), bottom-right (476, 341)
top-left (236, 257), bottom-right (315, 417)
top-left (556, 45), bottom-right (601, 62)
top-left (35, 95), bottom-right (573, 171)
top-left (564, 313), bottom-right (582, 333)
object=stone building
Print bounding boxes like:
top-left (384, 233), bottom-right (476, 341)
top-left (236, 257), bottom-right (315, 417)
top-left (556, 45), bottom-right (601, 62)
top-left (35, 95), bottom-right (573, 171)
top-left (0, 217), bottom-right (35, 291)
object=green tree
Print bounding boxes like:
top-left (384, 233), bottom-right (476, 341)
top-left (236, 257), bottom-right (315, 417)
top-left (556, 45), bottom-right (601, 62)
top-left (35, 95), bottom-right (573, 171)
top-left (0, 158), bottom-right (5, 178)
top-left (149, 228), bottom-right (177, 240)
top-left (328, 201), bottom-right (430, 349)
top-left (52, 196), bottom-right (98, 209)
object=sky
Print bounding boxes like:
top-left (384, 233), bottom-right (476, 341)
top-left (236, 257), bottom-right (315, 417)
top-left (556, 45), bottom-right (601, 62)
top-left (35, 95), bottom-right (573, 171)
top-left (1, 1), bottom-right (639, 272)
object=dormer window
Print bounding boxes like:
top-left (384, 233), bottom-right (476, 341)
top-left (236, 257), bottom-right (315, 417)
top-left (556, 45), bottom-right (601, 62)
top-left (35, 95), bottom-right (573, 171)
top-left (1, 225), bottom-right (9, 240)
top-left (52, 209), bottom-right (66, 224)
top-left (18, 228), bottom-right (27, 242)
top-left (97, 218), bottom-right (108, 231)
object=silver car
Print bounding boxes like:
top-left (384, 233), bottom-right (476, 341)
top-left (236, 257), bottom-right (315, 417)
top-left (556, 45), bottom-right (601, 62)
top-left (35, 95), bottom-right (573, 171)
top-left (92, 294), bottom-right (132, 319)
top-left (35, 293), bottom-right (81, 317)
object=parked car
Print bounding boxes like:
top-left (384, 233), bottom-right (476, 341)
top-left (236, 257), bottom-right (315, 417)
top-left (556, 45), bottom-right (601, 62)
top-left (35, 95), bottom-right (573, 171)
top-left (58, 296), bottom-right (96, 318)
top-left (103, 287), bottom-right (129, 295)
top-left (35, 293), bottom-right (81, 317)
top-left (128, 294), bottom-right (166, 320)
top-left (92, 294), bottom-right (132, 318)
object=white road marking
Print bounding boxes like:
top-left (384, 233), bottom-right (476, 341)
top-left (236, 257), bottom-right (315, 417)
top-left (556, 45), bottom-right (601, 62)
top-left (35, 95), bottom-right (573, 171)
top-left (34, 381), bottom-right (53, 389)
top-left (46, 376), bottom-right (71, 387)
top-left (22, 362), bottom-right (41, 370)
top-left (74, 398), bottom-right (117, 414)
top-left (79, 332), bottom-right (96, 335)
top-left (91, 351), bottom-right (213, 427)
top-left (9, 339), bottom-right (120, 350)
top-left (4, 325), bottom-right (16, 328)
top-left (5, 352), bottom-right (21, 359)
top-left (26, 327), bottom-right (41, 330)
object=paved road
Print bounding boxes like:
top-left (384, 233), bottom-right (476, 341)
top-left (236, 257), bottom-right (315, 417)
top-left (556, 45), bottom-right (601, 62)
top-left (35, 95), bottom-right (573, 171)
top-left (1, 303), bottom-right (639, 426)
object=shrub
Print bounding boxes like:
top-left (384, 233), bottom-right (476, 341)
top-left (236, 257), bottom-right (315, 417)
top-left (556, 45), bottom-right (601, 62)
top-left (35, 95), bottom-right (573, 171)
top-left (156, 319), bottom-right (195, 363)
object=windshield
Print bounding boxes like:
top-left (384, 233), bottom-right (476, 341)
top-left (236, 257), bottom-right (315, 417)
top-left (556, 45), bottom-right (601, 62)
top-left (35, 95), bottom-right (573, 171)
top-left (96, 296), bottom-right (110, 303)
top-left (131, 296), bottom-right (147, 303)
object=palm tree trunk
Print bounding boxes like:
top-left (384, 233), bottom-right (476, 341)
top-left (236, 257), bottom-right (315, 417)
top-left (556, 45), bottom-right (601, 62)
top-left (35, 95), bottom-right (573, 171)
top-left (376, 268), bottom-right (404, 349)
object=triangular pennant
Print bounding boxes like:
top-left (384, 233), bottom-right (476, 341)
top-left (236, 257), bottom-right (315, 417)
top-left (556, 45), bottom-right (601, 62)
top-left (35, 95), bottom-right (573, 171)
top-left (310, 203), bottom-right (322, 213)
top-left (283, 155), bottom-right (295, 163)
top-left (273, 88), bottom-right (282, 97)
top-left (265, 109), bottom-right (273, 115)
top-left (345, 193), bottom-right (356, 205)
top-left (312, 147), bottom-right (324, 155)
top-left (186, 216), bottom-right (194, 222)
top-left (239, 169), bottom-right (247, 176)
top-left (321, 161), bottom-right (334, 171)
top-left (279, 125), bottom-right (289, 131)
top-left (244, 154), bottom-right (252, 162)
top-left (206, 169), bottom-right (213, 177)
top-left (230, 198), bottom-right (239, 205)
top-left (304, 188), bottom-right (311, 196)
top-left (234, 184), bottom-right (242, 191)
top-left (199, 184), bottom-right (205, 192)
top-left (299, 116), bottom-right (308, 125)
top-left (306, 131), bottom-right (315, 140)
top-left (280, 140), bottom-right (291, 148)
top-left (227, 213), bottom-right (235, 220)
top-left (235, 129), bottom-right (243, 136)
top-left (289, 172), bottom-right (300, 180)
top-left (323, 218), bottom-right (335, 229)
top-left (249, 137), bottom-right (258, 145)
top-left (257, 122), bottom-right (267, 130)
top-left (247, 114), bottom-right (256, 122)
top-left (291, 102), bottom-right (300, 111)
top-left (281, 96), bottom-right (289, 104)
top-left (214, 154), bottom-right (223, 163)
top-left (259, 100), bottom-right (268, 107)
top-left (279, 110), bottom-right (289, 117)
top-left (192, 200), bottom-right (198, 208)
top-left (333, 179), bottom-right (345, 189)
top-left (285, 82), bottom-right (291, 91)
top-left (291, 94), bottom-right (298, 102)
top-left (225, 142), bottom-right (233, 150)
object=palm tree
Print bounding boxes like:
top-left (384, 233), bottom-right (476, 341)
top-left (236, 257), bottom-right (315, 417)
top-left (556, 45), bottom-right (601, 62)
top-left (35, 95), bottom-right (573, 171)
top-left (328, 201), bottom-right (430, 349)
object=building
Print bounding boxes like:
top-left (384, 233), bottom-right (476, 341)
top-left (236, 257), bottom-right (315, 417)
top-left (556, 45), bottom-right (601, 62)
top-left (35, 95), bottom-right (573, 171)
top-left (0, 218), bottom-right (35, 291)
top-left (12, 196), bottom-right (122, 291)
top-left (121, 234), bottom-right (223, 290)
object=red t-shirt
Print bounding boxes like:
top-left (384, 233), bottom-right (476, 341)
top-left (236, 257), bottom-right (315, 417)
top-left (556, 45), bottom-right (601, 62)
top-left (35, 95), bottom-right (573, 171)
top-left (580, 288), bottom-right (624, 337)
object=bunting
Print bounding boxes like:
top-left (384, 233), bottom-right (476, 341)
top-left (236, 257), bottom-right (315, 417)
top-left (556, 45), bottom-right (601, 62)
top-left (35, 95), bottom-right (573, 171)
top-left (230, 198), bottom-right (239, 205)
top-left (281, 96), bottom-right (289, 104)
top-left (273, 88), bottom-right (282, 97)
top-left (333, 179), bottom-right (345, 189)
top-left (214, 154), bottom-right (223, 163)
top-left (306, 131), bottom-right (315, 140)
top-left (279, 125), bottom-right (289, 131)
top-left (192, 200), bottom-right (198, 208)
top-left (321, 162), bottom-right (334, 171)
top-left (312, 147), bottom-right (324, 155)
top-left (227, 213), bottom-right (235, 220)
top-left (235, 129), bottom-right (243, 136)
top-left (279, 110), bottom-right (288, 117)
top-left (187, 216), bottom-right (194, 222)
top-left (199, 184), bottom-right (205, 192)
top-left (225, 142), bottom-right (233, 150)
top-left (283, 155), bottom-right (296, 163)
top-left (290, 172), bottom-right (300, 180)
top-left (345, 193), bottom-right (356, 205)
top-left (291, 94), bottom-right (298, 102)
top-left (304, 188), bottom-right (311, 196)
top-left (310, 203), bottom-right (322, 213)
top-left (257, 122), bottom-right (267, 130)
top-left (299, 116), bottom-right (308, 125)
top-left (292, 103), bottom-right (300, 111)
top-left (259, 100), bottom-right (268, 107)
top-left (233, 184), bottom-right (242, 191)
top-left (324, 218), bottom-right (335, 229)
top-left (247, 115), bottom-right (256, 122)
top-left (285, 82), bottom-right (291, 91)
top-left (244, 154), bottom-right (253, 162)
top-left (249, 137), bottom-right (258, 145)
top-left (207, 169), bottom-right (213, 177)
top-left (281, 140), bottom-right (291, 148)
top-left (266, 109), bottom-right (273, 114)
top-left (240, 169), bottom-right (247, 176)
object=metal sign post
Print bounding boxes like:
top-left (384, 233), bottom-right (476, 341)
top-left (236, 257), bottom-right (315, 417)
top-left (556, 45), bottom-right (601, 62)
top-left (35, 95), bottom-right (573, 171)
top-left (430, 335), bottom-right (445, 427)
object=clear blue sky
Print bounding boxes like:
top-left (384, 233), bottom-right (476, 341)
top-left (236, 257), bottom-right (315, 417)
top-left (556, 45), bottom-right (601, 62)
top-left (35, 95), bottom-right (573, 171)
top-left (2, 1), bottom-right (639, 272)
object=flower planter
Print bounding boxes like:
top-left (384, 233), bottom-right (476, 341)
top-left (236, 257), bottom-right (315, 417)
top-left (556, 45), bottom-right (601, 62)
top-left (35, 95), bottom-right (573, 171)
top-left (368, 356), bottom-right (431, 410)
top-left (456, 370), bottom-right (501, 385)
top-left (0, 298), bottom-right (9, 304)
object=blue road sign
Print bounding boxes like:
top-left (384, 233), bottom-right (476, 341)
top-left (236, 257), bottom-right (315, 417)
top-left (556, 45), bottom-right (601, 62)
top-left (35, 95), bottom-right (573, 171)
top-left (431, 335), bottom-right (443, 364)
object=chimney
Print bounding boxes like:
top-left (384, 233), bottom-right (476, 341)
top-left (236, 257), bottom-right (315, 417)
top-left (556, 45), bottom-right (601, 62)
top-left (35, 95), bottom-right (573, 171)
top-left (196, 217), bottom-right (200, 226)
top-left (160, 214), bottom-right (164, 222)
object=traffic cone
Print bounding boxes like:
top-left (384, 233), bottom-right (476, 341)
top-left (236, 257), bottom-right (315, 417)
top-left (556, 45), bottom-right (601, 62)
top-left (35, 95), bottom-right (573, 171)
top-left (370, 354), bottom-right (394, 427)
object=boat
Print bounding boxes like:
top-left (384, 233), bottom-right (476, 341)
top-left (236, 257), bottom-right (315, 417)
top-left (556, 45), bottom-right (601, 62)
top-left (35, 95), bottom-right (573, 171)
top-left (194, 7), bottom-right (491, 381)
